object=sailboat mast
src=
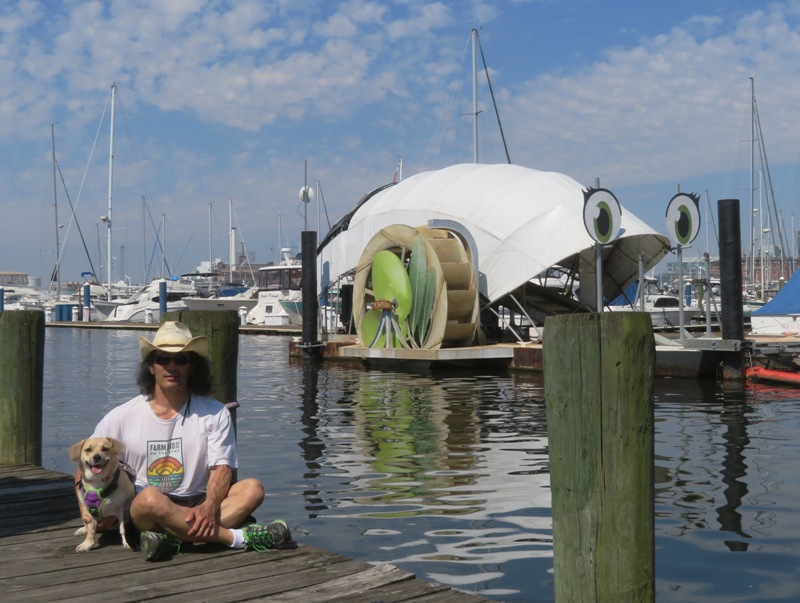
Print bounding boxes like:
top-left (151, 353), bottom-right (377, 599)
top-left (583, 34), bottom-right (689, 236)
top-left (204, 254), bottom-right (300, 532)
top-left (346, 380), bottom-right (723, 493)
top-left (142, 196), bottom-right (147, 284)
top-left (106, 82), bottom-right (116, 300)
top-left (50, 123), bottom-right (61, 301)
top-left (162, 213), bottom-right (167, 277)
top-left (472, 28), bottom-right (479, 164)
top-left (760, 170), bottom-right (765, 297)
top-left (749, 76), bottom-right (755, 292)
top-left (229, 198), bottom-right (234, 282)
top-left (208, 201), bottom-right (213, 286)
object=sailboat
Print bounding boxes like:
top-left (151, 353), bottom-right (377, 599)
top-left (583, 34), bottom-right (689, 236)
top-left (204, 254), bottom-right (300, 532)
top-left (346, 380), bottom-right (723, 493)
top-left (4, 125), bottom-right (63, 312)
top-left (183, 199), bottom-right (260, 313)
top-left (744, 76), bottom-right (789, 304)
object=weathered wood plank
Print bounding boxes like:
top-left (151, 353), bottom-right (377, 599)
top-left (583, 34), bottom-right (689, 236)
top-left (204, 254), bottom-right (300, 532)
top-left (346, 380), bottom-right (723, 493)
top-left (1, 465), bottom-right (499, 603)
top-left (301, 576), bottom-right (454, 603)
top-left (256, 563), bottom-right (417, 601)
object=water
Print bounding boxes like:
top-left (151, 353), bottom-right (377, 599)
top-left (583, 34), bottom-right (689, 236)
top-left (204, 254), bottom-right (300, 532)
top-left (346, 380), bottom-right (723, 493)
top-left (41, 329), bottom-right (800, 602)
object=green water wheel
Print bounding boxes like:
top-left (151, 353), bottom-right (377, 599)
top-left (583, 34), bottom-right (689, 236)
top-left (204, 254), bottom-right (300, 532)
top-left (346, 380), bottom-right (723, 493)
top-left (353, 224), bottom-right (479, 349)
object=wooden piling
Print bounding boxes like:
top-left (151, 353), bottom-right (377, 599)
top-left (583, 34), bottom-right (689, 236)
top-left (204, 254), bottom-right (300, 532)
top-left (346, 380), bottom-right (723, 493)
top-left (0, 310), bottom-right (45, 466)
top-left (163, 310), bottom-right (239, 415)
top-left (543, 312), bottom-right (655, 603)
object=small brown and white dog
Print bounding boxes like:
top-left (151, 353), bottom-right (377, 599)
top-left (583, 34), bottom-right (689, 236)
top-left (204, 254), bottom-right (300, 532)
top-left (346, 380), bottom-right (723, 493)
top-left (69, 437), bottom-right (135, 553)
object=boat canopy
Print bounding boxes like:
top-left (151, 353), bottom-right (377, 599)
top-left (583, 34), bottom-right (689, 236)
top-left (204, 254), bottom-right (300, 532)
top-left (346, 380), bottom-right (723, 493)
top-left (752, 271), bottom-right (800, 315)
top-left (319, 163), bottom-right (671, 303)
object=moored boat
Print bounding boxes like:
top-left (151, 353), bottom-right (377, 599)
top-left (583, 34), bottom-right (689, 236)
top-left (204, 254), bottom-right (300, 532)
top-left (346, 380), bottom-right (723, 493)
top-left (749, 269), bottom-right (800, 336)
top-left (99, 278), bottom-right (196, 322)
top-left (607, 277), bottom-right (701, 329)
top-left (183, 286), bottom-right (259, 313)
top-left (246, 249), bottom-right (301, 327)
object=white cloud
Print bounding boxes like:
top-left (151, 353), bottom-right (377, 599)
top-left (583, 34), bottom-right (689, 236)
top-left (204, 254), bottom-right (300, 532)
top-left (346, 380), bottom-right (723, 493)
top-left (501, 2), bottom-right (800, 194)
top-left (4, 1), bottom-right (800, 280)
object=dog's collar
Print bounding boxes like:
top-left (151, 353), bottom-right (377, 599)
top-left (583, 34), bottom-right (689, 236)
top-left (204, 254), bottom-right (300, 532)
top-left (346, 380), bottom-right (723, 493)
top-left (79, 466), bottom-right (121, 519)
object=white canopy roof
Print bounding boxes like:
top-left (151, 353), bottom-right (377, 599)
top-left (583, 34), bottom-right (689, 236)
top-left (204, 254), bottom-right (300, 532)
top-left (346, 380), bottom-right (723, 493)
top-left (319, 163), bottom-right (670, 302)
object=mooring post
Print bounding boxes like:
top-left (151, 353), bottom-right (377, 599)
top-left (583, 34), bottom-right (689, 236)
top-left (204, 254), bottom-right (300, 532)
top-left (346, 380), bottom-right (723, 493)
top-left (718, 198), bottom-right (746, 380)
top-left (543, 312), bottom-right (655, 603)
top-left (0, 310), bottom-right (45, 466)
top-left (165, 309), bottom-right (240, 480)
top-left (159, 279), bottom-right (167, 319)
top-left (301, 230), bottom-right (321, 357)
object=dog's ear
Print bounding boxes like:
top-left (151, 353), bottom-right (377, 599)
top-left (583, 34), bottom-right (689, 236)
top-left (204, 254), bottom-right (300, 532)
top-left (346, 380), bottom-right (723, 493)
top-left (68, 440), bottom-right (86, 463)
top-left (108, 438), bottom-right (125, 455)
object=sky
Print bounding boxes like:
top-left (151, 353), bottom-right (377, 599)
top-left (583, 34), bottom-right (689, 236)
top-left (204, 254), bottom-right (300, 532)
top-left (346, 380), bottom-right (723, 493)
top-left (3, 0), bottom-right (800, 287)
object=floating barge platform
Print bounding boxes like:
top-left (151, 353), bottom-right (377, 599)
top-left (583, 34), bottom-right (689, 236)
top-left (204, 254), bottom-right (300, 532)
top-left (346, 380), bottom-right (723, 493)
top-left (290, 333), bottom-right (746, 379)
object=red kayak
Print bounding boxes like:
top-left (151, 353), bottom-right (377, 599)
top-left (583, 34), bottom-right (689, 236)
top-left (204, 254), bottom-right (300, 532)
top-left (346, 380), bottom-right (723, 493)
top-left (746, 365), bottom-right (800, 386)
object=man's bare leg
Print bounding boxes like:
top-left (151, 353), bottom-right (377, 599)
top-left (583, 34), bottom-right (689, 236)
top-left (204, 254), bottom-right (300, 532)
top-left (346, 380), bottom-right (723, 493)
top-left (131, 479), bottom-right (265, 546)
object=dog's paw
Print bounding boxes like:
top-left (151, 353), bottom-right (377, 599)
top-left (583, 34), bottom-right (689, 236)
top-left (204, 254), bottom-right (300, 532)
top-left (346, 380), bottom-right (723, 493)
top-left (122, 540), bottom-right (133, 550)
top-left (74, 526), bottom-right (87, 537)
top-left (75, 541), bottom-right (99, 553)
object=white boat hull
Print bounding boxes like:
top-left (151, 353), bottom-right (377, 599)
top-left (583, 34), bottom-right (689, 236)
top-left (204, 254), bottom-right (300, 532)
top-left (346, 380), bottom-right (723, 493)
top-left (97, 279), bottom-right (196, 322)
top-left (749, 314), bottom-right (800, 336)
top-left (183, 297), bottom-right (258, 312)
top-left (607, 306), bottom-right (701, 329)
top-left (107, 300), bottom-right (189, 323)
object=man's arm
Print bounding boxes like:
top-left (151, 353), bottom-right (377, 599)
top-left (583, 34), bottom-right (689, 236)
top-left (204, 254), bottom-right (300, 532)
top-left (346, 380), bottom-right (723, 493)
top-left (183, 464), bottom-right (232, 539)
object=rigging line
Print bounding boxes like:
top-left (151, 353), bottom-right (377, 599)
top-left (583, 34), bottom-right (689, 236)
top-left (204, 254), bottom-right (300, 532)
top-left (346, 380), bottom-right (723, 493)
top-left (753, 98), bottom-right (786, 262)
top-left (143, 202), bottom-right (170, 276)
top-left (72, 89), bottom-right (112, 249)
top-left (146, 223), bottom-right (161, 278)
top-left (230, 201), bottom-right (257, 285)
top-left (57, 161), bottom-right (99, 280)
top-left (174, 228), bottom-right (196, 275)
top-left (722, 79), bottom-right (753, 206)
top-left (477, 32), bottom-right (511, 164)
top-left (705, 190), bottom-right (719, 248)
top-left (430, 33), bottom-right (472, 169)
top-left (115, 87), bottom-right (155, 206)
top-left (51, 87), bottom-right (114, 285)
top-left (317, 182), bottom-right (332, 230)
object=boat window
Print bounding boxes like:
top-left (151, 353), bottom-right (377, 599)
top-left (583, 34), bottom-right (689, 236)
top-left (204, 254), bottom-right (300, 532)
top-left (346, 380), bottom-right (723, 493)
top-left (653, 297), bottom-right (679, 308)
top-left (152, 292), bottom-right (191, 303)
top-left (288, 268), bottom-right (302, 290)
top-left (258, 267), bottom-right (303, 290)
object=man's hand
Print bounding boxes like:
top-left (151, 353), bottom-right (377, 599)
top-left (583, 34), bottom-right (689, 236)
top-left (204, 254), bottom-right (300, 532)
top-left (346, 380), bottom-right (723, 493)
top-left (184, 501), bottom-right (219, 539)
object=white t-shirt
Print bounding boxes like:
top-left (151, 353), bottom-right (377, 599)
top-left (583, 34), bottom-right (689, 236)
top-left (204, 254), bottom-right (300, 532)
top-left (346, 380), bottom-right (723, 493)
top-left (92, 393), bottom-right (238, 498)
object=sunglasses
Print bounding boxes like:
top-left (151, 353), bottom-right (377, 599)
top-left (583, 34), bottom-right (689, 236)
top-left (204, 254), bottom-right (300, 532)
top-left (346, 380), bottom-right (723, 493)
top-left (153, 353), bottom-right (190, 366)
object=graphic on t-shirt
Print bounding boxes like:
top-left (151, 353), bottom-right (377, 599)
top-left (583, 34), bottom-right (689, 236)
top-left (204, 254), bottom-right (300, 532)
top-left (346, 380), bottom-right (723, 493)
top-left (147, 438), bottom-right (184, 492)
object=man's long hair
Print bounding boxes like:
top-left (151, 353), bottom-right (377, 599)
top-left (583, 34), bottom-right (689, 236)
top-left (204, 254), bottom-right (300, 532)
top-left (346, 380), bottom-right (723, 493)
top-left (137, 351), bottom-right (213, 398)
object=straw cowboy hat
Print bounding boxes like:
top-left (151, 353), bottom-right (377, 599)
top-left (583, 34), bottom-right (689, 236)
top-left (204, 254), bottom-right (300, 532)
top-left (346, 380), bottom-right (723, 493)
top-left (139, 321), bottom-right (208, 360)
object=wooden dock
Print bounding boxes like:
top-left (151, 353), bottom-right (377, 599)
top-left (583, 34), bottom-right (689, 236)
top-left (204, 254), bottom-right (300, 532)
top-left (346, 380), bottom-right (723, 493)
top-left (1, 465), bottom-right (498, 603)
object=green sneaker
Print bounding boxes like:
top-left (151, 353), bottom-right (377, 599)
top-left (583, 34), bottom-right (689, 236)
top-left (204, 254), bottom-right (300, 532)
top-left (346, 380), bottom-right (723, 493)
top-left (242, 520), bottom-right (294, 552)
top-left (140, 531), bottom-right (181, 561)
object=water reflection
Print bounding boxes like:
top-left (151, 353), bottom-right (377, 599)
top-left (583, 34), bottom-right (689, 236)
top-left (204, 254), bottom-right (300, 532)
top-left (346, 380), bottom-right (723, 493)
top-left (654, 379), bottom-right (800, 601)
top-left (286, 355), bottom-right (553, 598)
top-left (717, 399), bottom-right (751, 550)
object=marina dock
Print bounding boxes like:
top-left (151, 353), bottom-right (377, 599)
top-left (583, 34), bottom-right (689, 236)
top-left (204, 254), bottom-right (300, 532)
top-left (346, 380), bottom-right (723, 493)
top-left (46, 320), bottom-right (753, 379)
top-left (1, 465), bottom-right (498, 603)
